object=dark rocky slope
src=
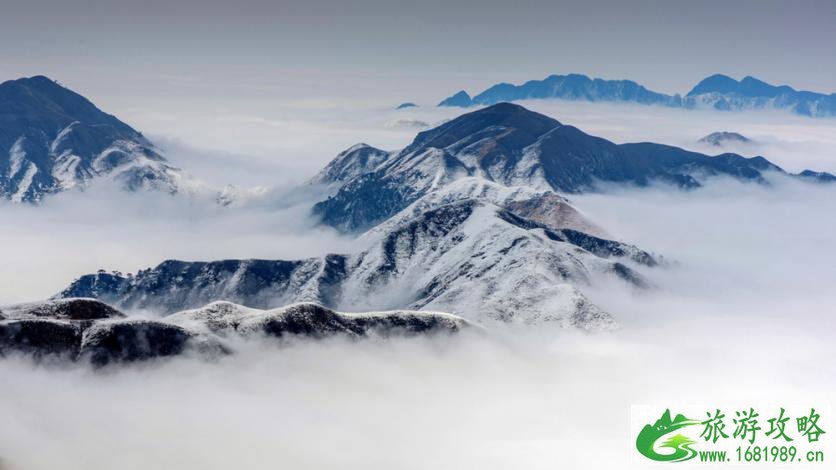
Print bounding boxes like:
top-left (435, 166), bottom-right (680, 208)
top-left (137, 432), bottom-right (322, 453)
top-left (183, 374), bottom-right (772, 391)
top-left (0, 299), bottom-right (468, 365)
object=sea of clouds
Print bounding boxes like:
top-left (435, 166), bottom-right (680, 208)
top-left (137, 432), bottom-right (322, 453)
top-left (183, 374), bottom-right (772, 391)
top-left (1, 99), bottom-right (835, 469)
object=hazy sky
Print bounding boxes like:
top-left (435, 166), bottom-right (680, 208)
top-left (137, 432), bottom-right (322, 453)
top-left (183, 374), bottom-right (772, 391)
top-left (1, 0), bottom-right (835, 110)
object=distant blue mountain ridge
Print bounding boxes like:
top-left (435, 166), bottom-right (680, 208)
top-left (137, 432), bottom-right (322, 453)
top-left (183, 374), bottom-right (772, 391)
top-left (438, 73), bottom-right (836, 117)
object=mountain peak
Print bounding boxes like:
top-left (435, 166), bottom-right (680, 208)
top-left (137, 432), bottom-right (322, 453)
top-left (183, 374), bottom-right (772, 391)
top-left (403, 102), bottom-right (561, 156)
top-left (436, 73), bottom-right (836, 117)
top-left (1, 75), bottom-right (87, 103)
top-left (442, 73), bottom-right (674, 108)
top-left (688, 74), bottom-right (796, 98)
top-left (459, 102), bottom-right (562, 128)
top-left (698, 131), bottom-right (752, 147)
top-left (438, 90), bottom-right (473, 107)
top-left (0, 75), bottom-right (133, 135)
top-left (309, 142), bottom-right (391, 186)
top-left (686, 74), bottom-right (739, 96)
top-left (0, 75), bottom-right (185, 203)
top-left (312, 101), bottom-right (834, 232)
top-left (737, 75), bottom-right (793, 97)
top-left (1, 75), bottom-right (58, 87)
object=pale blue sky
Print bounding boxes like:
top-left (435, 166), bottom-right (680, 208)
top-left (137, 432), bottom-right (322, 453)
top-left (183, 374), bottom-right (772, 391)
top-left (2, 0), bottom-right (834, 109)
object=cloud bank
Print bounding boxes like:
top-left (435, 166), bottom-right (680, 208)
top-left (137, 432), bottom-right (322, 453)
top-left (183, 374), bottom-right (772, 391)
top-left (2, 175), bottom-right (835, 469)
top-left (1, 100), bottom-right (835, 470)
top-left (0, 185), bottom-right (359, 304)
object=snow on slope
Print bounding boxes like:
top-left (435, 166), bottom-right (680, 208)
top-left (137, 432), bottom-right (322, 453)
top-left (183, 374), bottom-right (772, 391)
top-left (166, 300), bottom-right (469, 338)
top-left (361, 177), bottom-right (608, 239)
top-left (54, 104), bottom-right (677, 330)
top-left (0, 77), bottom-right (204, 202)
top-left (57, 196), bottom-right (654, 329)
top-left (312, 103), bottom-right (832, 234)
top-left (341, 199), bottom-right (649, 329)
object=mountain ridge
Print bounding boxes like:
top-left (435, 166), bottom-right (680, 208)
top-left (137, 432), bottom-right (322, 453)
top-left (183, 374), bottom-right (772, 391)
top-left (313, 103), bottom-right (832, 233)
top-left (57, 195), bottom-right (654, 328)
top-left (438, 73), bottom-right (836, 117)
top-left (47, 101), bottom-right (836, 331)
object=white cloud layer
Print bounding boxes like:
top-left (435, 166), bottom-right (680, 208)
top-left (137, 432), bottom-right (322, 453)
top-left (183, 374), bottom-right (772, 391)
top-left (0, 185), bottom-right (359, 304)
top-left (1, 100), bottom-right (835, 469)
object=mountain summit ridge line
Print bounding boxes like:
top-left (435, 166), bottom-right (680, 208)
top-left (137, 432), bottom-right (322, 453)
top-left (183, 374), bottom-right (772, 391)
top-left (438, 73), bottom-right (836, 117)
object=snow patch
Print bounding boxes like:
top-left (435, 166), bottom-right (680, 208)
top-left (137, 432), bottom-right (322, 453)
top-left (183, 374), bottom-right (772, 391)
top-left (11, 162), bottom-right (38, 203)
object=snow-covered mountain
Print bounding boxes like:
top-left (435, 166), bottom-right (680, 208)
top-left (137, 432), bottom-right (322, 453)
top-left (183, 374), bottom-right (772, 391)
top-left (0, 76), bottom-right (193, 202)
top-left (0, 298), bottom-right (466, 365)
top-left (54, 102), bottom-right (836, 330)
top-left (57, 192), bottom-right (654, 328)
top-left (313, 103), bottom-right (830, 232)
top-left (698, 131), bottom-right (753, 147)
top-left (438, 73), bottom-right (836, 118)
top-left (309, 143), bottom-right (394, 191)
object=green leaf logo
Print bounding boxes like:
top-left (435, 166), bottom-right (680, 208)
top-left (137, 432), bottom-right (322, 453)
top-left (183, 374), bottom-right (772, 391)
top-left (636, 409), bottom-right (701, 462)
